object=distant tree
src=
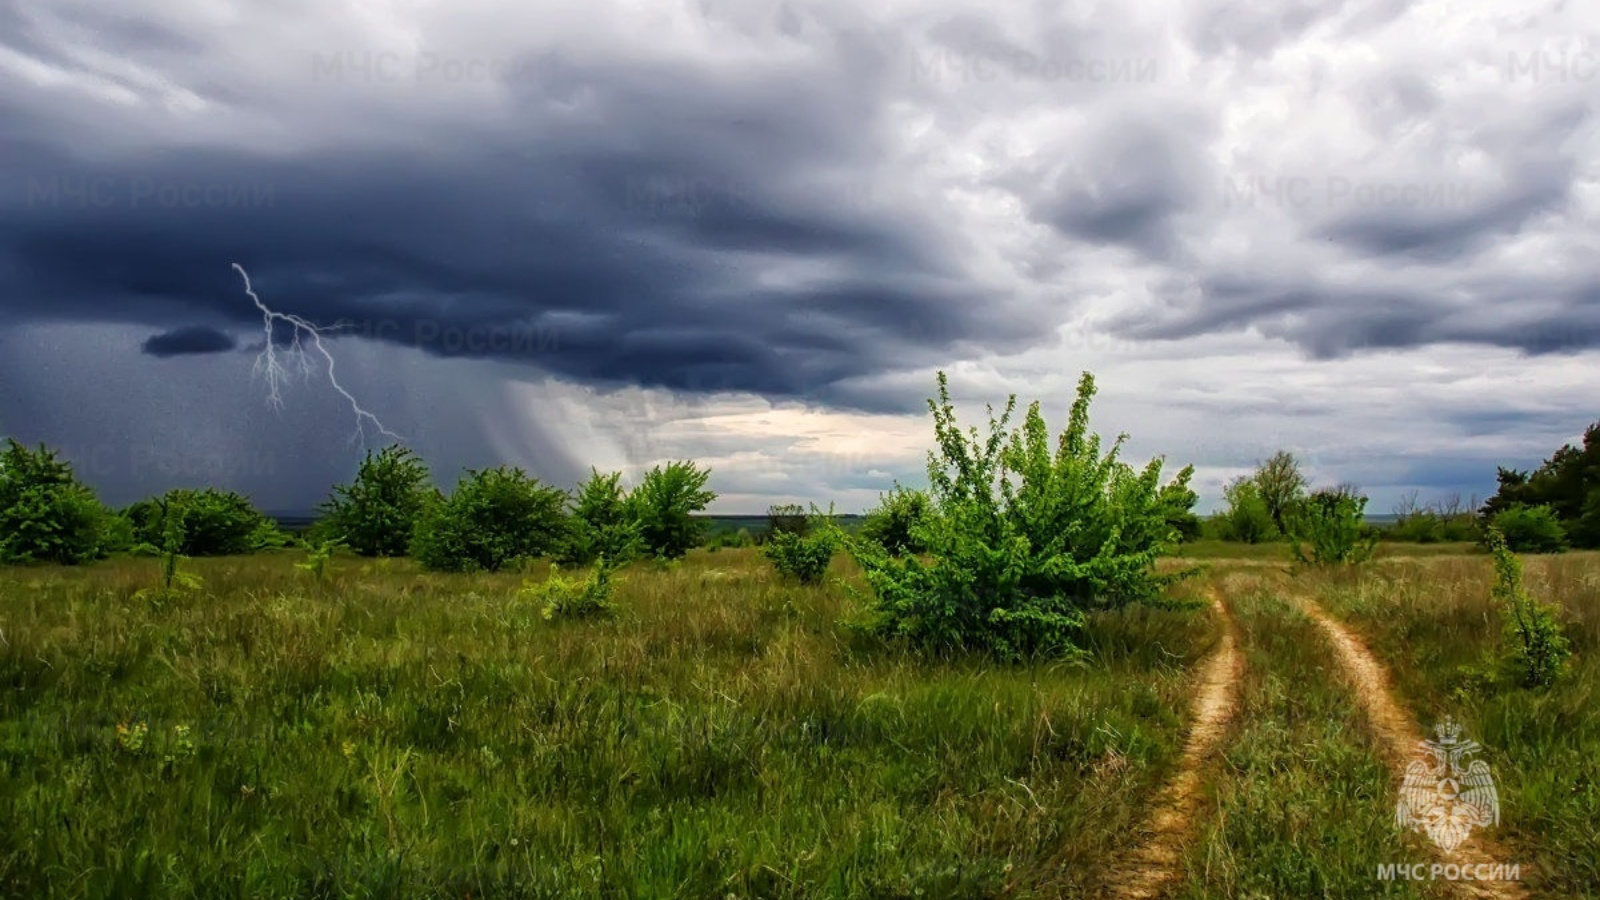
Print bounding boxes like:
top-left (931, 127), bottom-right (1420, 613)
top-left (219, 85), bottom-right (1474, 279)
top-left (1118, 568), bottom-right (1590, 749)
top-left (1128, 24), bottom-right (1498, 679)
top-left (858, 485), bottom-right (932, 556)
top-left (125, 488), bottom-right (277, 556)
top-left (1216, 476), bottom-right (1278, 543)
top-left (1287, 486), bottom-right (1376, 565)
top-left (317, 445), bottom-right (433, 557)
top-left (1483, 422), bottom-right (1600, 548)
top-left (0, 439), bottom-right (113, 565)
top-left (558, 469), bottom-right (641, 566)
top-left (1157, 467), bottom-right (1202, 542)
top-left (411, 467), bottom-right (569, 572)
top-left (628, 461), bottom-right (716, 560)
top-left (762, 504), bottom-right (811, 543)
top-left (1254, 450), bottom-right (1308, 535)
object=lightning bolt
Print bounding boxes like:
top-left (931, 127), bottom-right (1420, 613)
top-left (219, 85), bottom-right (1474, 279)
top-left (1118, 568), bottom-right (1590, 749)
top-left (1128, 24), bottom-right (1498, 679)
top-left (231, 262), bottom-right (403, 445)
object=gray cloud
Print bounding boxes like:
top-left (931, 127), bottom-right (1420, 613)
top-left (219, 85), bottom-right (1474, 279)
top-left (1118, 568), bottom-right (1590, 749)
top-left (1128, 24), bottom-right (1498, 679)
top-left (141, 324), bottom-right (237, 357)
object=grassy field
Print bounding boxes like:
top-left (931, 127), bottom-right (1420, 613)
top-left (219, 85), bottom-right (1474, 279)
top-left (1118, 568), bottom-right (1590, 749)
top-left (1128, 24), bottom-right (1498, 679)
top-left (0, 550), bottom-right (1215, 899)
top-left (1, 544), bottom-right (1595, 898)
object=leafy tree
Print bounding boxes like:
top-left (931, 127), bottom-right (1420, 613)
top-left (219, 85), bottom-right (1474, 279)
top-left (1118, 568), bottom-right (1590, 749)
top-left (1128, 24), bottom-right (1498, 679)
top-left (317, 445), bottom-right (433, 557)
top-left (0, 439), bottom-right (113, 565)
top-left (1157, 469), bottom-right (1202, 542)
top-left (1215, 477), bottom-right (1278, 543)
top-left (1487, 503), bottom-right (1568, 554)
top-left (763, 505), bottom-right (841, 584)
top-left (1286, 486), bottom-right (1376, 565)
top-left (628, 461), bottom-right (716, 560)
top-left (558, 469), bottom-right (642, 566)
top-left (858, 485), bottom-right (932, 555)
top-left (125, 488), bottom-right (275, 556)
top-left (1487, 527), bottom-right (1570, 688)
top-left (1254, 450), bottom-right (1308, 534)
top-left (1483, 422), bottom-right (1600, 548)
top-left (847, 371), bottom-right (1194, 660)
top-left (410, 467), bottom-right (569, 572)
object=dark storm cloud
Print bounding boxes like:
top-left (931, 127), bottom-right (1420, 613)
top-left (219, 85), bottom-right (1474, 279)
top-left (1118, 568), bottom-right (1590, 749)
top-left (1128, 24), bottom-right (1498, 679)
top-left (0, 37), bottom-right (1048, 415)
top-left (141, 324), bottom-right (237, 357)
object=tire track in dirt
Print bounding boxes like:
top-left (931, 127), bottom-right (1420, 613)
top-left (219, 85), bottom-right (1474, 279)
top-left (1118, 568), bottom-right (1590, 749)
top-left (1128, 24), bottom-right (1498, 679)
top-left (1300, 597), bottom-right (1528, 900)
top-left (1097, 588), bottom-right (1243, 899)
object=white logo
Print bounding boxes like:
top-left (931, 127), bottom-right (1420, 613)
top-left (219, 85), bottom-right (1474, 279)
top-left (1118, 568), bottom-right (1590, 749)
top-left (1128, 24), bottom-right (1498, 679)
top-left (1396, 717), bottom-right (1499, 854)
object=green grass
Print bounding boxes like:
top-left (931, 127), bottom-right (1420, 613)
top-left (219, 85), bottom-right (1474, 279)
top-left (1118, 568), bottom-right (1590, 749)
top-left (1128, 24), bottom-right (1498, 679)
top-left (1168, 540), bottom-right (1480, 563)
top-left (1309, 552), bottom-right (1600, 898)
top-left (0, 548), bottom-right (1217, 900)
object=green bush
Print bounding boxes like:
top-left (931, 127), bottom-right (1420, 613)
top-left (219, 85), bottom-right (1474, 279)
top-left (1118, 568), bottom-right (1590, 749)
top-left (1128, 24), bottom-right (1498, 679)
top-left (629, 461), bottom-right (716, 560)
top-left (858, 485), bottom-right (931, 556)
top-left (410, 467), bottom-right (569, 572)
top-left (762, 504), bottom-right (810, 543)
top-left (847, 371), bottom-right (1193, 660)
top-left (558, 469), bottom-right (642, 566)
top-left (1287, 487), bottom-right (1376, 565)
top-left (317, 445), bottom-right (433, 557)
top-left (763, 508), bottom-right (841, 584)
top-left (125, 488), bottom-right (275, 557)
top-left (530, 559), bottom-right (617, 620)
top-left (1487, 527), bottom-right (1571, 687)
top-left (1215, 477), bottom-right (1278, 543)
top-left (1488, 503), bottom-right (1568, 554)
top-left (0, 439), bottom-right (114, 565)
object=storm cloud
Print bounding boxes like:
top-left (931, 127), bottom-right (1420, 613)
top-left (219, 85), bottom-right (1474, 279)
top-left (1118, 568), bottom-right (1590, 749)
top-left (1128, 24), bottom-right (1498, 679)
top-left (1, 0), bottom-right (1597, 512)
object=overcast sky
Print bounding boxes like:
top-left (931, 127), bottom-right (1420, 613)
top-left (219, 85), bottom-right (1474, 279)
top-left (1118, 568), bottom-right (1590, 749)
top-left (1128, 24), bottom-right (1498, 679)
top-left (1, 0), bottom-right (1597, 514)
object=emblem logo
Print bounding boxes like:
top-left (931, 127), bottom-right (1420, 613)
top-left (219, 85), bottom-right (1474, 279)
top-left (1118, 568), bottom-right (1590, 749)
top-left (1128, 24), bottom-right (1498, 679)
top-left (1396, 717), bottom-right (1499, 854)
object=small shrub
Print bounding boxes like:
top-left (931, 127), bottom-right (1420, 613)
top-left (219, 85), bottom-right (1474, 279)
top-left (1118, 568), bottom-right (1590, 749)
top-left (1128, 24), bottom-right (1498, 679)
top-left (1287, 487), bottom-right (1376, 565)
top-left (530, 559), bottom-right (617, 620)
top-left (296, 536), bottom-right (342, 581)
top-left (558, 469), bottom-right (641, 566)
top-left (629, 461), bottom-right (716, 560)
top-left (858, 486), bottom-right (931, 556)
top-left (0, 439), bottom-right (114, 565)
top-left (317, 445), bottom-right (433, 557)
top-left (411, 467), bottom-right (569, 572)
top-left (1488, 503), bottom-right (1568, 554)
top-left (763, 507), bottom-right (841, 584)
top-left (1486, 527), bottom-right (1571, 688)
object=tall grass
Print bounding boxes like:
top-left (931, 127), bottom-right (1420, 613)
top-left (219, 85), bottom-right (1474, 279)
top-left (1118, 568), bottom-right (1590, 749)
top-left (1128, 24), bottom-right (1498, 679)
top-left (1309, 551), bottom-right (1600, 897)
top-left (0, 548), bottom-right (1216, 899)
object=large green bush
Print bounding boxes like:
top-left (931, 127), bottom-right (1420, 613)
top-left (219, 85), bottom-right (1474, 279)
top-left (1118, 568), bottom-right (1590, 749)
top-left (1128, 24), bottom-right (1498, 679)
top-left (411, 467), bottom-right (569, 572)
top-left (0, 439), bottom-right (113, 565)
top-left (629, 461), bottom-right (716, 560)
top-left (557, 469), bottom-right (642, 566)
top-left (1488, 503), bottom-right (1569, 554)
top-left (848, 372), bottom-right (1193, 660)
top-left (857, 485), bottom-right (931, 556)
top-left (125, 488), bottom-right (278, 557)
top-left (317, 445), bottom-right (433, 557)
top-left (1286, 487), bottom-right (1376, 565)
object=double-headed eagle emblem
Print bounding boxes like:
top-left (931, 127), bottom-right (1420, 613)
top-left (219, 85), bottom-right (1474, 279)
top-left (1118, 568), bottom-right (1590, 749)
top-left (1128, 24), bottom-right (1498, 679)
top-left (1395, 717), bottom-right (1499, 854)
